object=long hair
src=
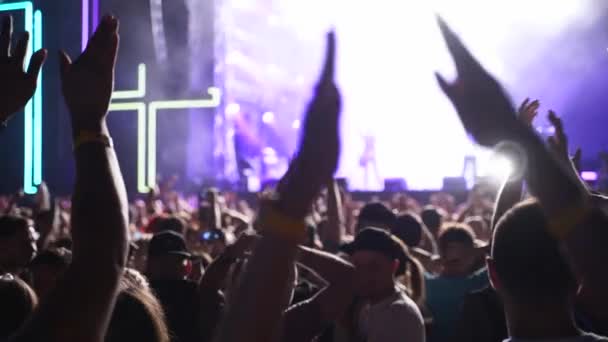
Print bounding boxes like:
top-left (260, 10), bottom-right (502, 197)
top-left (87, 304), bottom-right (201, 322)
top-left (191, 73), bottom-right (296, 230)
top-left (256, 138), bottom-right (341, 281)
top-left (106, 270), bottom-right (170, 342)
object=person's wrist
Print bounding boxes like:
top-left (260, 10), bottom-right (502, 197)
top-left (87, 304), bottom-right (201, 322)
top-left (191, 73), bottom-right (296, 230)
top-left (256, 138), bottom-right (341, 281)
top-left (71, 117), bottom-right (108, 138)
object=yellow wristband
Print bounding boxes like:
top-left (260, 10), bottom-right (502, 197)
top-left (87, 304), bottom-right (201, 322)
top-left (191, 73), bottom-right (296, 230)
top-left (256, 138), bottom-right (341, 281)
top-left (255, 201), bottom-right (307, 243)
top-left (73, 131), bottom-right (113, 151)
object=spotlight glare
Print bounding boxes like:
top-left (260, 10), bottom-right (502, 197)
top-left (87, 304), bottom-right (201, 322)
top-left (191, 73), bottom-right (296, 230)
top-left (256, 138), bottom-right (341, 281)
top-left (486, 155), bottom-right (514, 180)
top-left (262, 111), bottom-right (275, 124)
top-left (292, 119), bottom-right (301, 129)
top-left (225, 103), bottom-right (240, 116)
top-left (581, 171), bottom-right (598, 182)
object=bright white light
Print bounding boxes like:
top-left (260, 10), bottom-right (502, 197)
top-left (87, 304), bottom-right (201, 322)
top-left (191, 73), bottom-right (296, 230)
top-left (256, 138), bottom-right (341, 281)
top-left (485, 155), bottom-right (514, 180)
top-left (225, 103), bottom-right (240, 116)
top-left (262, 111), bottom-right (275, 124)
top-left (581, 171), bottom-right (598, 181)
top-left (292, 119), bottom-right (301, 129)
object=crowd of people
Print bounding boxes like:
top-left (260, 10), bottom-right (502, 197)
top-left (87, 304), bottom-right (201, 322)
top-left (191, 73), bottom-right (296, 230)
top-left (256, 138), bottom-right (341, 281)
top-left (0, 12), bottom-right (608, 342)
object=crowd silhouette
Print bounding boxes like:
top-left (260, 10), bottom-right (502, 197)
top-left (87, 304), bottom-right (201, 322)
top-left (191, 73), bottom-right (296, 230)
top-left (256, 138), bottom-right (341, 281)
top-left (0, 11), bottom-right (607, 342)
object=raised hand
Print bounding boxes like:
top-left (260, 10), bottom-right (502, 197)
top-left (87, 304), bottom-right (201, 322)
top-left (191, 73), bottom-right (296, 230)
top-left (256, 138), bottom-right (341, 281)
top-left (0, 16), bottom-right (47, 125)
top-left (435, 17), bottom-right (519, 147)
top-left (277, 32), bottom-right (341, 219)
top-left (518, 98), bottom-right (539, 127)
top-left (547, 110), bottom-right (569, 161)
top-left (547, 110), bottom-right (583, 174)
top-left (224, 233), bottom-right (259, 259)
top-left (59, 15), bottom-right (119, 136)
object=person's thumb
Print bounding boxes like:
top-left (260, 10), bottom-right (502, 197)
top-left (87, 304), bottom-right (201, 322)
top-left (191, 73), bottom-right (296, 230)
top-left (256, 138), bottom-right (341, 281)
top-left (58, 50), bottom-right (72, 79)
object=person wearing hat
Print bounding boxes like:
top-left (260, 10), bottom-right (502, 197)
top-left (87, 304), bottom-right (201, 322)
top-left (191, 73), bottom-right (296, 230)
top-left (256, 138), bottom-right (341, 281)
top-left (146, 230), bottom-right (192, 281)
top-left (146, 231), bottom-right (201, 342)
top-left (344, 227), bottom-right (425, 342)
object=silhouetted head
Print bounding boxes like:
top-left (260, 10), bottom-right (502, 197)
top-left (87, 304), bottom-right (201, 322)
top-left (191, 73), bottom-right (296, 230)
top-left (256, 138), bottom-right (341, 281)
top-left (29, 247), bottom-right (72, 300)
top-left (356, 202), bottom-right (396, 232)
top-left (391, 213), bottom-right (424, 248)
top-left (0, 274), bottom-right (37, 339)
top-left (146, 231), bottom-right (192, 281)
top-left (0, 215), bottom-right (37, 273)
top-left (344, 228), bottom-right (403, 301)
top-left (421, 205), bottom-right (446, 237)
top-left (438, 224), bottom-right (477, 276)
top-left (488, 199), bottom-right (577, 309)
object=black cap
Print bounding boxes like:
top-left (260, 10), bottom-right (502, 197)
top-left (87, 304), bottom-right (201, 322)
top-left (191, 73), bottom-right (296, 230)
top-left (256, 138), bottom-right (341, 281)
top-left (357, 202), bottom-right (396, 227)
top-left (148, 231), bottom-right (191, 258)
top-left (343, 227), bottom-right (404, 261)
top-left (343, 227), bottom-right (410, 275)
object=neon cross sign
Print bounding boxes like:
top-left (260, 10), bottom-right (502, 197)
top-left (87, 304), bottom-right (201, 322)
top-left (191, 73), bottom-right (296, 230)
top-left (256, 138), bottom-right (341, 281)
top-left (81, 1), bottom-right (222, 194)
top-left (108, 65), bottom-right (221, 193)
top-left (0, 1), bottom-right (44, 194)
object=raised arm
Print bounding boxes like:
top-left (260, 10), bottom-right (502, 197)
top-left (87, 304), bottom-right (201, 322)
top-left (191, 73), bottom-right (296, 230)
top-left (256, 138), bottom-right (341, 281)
top-left (437, 17), bottom-right (608, 329)
top-left (15, 16), bottom-right (128, 342)
top-left (436, 16), bottom-right (587, 224)
top-left (214, 32), bottom-right (341, 342)
top-left (324, 179), bottom-right (345, 252)
top-left (490, 98), bottom-right (537, 229)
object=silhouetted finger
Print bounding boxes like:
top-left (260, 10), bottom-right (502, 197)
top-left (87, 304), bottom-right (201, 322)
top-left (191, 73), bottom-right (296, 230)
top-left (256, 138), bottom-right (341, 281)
top-left (58, 50), bottom-right (72, 79)
top-left (84, 15), bottom-right (113, 61)
top-left (0, 16), bottom-right (13, 57)
top-left (26, 48), bottom-right (47, 82)
top-left (437, 15), bottom-right (480, 75)
top-left (13, 32), bottom-right (29, 68)
top-left (518, 98), bottom-right (529, 114)
top-left (105, 18), bottom-right (119, 70)
top-left (435, 72), bottom-right (454, 100)
top-left (319, 31), bottom-right (335, 85)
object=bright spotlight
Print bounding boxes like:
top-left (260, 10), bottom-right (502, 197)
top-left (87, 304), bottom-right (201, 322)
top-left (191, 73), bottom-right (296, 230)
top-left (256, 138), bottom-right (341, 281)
top-left (292, 119), bottom-right (301, 129)
top-left (486, 155), bottom-right (514, 180)
top-left (262, 111), bottom-right (275, 124)
top-left (225, 103), bottom-right (240, 116)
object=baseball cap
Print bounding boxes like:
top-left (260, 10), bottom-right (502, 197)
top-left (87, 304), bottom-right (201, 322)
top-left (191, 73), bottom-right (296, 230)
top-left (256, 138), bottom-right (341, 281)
top-left (148, 231), bottom-right (191, 258)
top-left (342, 227), bottom-right (405, 262)
top-left (357, 203), bottom-right (396, 228)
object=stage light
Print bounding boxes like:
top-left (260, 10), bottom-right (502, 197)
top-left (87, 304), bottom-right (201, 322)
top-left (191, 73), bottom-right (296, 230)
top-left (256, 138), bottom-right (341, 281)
top-left (81, 0), bottom-right (88, 50)
top-left (581, 171), bottom-right (598, 182)
top-left (33, 10), bottom-right (42, 185)
top-left (292, 119), bottom-right (301, 129)
top-left (225, 103), bottom-right (240, 116)
top-left (109, 60), bottom-right (221, 193)
top-left (112, 64), bottom-right (146, 99)
top-left (262, 111), bottom-right (275, 124)
top-left (147, 87), bottom-right (222, 189)
top-left (485, 155), bottom-right (514, 181)
top-left (81, 0), bottom-right (100, 50)
top-left (108, 102), bottom-right (148, 193)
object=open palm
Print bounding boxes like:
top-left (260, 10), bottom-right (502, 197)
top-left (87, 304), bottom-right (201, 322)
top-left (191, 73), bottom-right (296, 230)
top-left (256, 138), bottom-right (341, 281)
top-left (0, 16), bottom-right (47, 125)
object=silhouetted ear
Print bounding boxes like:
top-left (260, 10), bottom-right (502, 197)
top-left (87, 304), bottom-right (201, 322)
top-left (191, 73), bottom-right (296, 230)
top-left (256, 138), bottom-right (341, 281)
top-left (486, 257), bottom-right (501, 291)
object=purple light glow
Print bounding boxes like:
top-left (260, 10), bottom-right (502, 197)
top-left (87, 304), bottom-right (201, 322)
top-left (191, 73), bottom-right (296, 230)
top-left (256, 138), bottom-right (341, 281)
top-left (219, 0), bottom-right (599, 190)
top-left (92, 0), bottom-right (99, 29)
top-left (262, 111), bottom-right (274, 124)
top-left (81, 0), bottom-right (88, 51)
top-left (581, 171), bottom-right (598, 182)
